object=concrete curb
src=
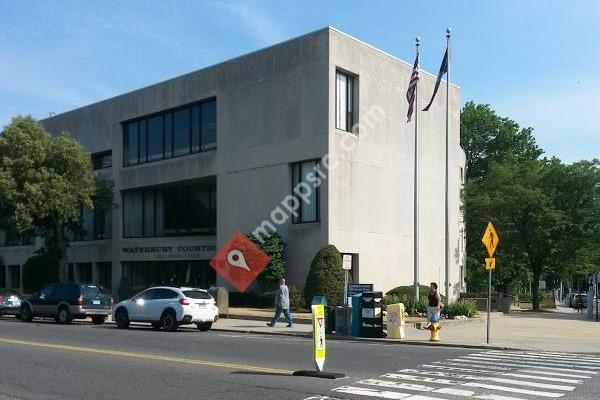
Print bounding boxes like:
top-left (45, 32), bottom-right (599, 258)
top-left (209, 327), bottom-right (523, 351)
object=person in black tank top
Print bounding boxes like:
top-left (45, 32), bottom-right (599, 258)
top-left (426, 282), bottom-right (441, 327)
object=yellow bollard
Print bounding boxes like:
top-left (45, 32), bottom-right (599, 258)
top-left (428, 321), bottom-right (441, 342)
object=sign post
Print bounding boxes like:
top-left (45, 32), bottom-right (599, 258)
top-left (342, 255), bottom-right (352, 306)
top-left (312, 304), bottom-right (326, 372)
top-left (293, 306), bottom-right (344, 379)
top-left (481, 222), bottom-right (499, 344)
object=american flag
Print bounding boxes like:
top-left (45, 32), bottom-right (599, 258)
top-left (406, 53), bottom-right (419, 123)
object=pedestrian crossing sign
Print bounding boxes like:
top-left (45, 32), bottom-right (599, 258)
top-left (311, 304), bottom-right (326, 372)
top-left (482, 222), bottom-right (499, 257)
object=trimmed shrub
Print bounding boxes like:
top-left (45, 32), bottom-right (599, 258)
top-left (386, 285), bottom-right (431, 298)
top-left (384, 293), bottom-right (428, 315)
top-left (289, 285), bottom-right (304, 310)
top-left (304, 245), bottom-right (345, 306)
top-left (442, 299), bottom-right (478, 319)
top-left (22, 253), bottom-right (59, 293)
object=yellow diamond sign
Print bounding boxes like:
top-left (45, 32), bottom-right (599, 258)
top-left (481, 222), bottom-right (499, 257)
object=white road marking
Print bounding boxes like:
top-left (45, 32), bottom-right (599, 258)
top-left (482, 351), bottom-right (600, 365)
top-left (462, 382), bottom-right (565, 398)
top-left (382, 373), bottom-right (460, 385)
top-left (384, 371), bottom-right (574, 391)
top-left (503, 373), bottom-right (582, 384)
top-left (517, 369), bottom-right (593, 379)
top-left (474, 395), bottom-right (528, 400)
top-left (400, 368), bottom-right (581, 385)
top-left (453, 356), bottom-right (598, 374)
top-left (332, 387), bottom-right (412, 399)
top-left (463, 354), bottom-right (600, 369)
top-left (422, 363), bottom-right (510, 373)
top-left (521, 351), bottom-right (600, 361)
top-left (434, 387), bottom-right (474, 396)
top-left (432, 361), bottom-right (512, 371)
top-left (358, 379), bottom-right (434, 392)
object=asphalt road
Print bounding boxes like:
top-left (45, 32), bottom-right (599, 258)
top-left (0, 316), bottom-right (598, 400)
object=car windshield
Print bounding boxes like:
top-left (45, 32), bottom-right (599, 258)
top-left (81, 286), bottom-right (105, 297)
top-left (183, 290), bottom-right (212, 300)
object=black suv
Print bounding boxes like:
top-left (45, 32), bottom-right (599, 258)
top-left (21, 283), bottom-right (112, 324)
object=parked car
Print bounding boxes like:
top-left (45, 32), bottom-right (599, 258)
top-left (0, 291), bottom-right (22, 318)
top-left (112, 286), bottom-right (219, 332)
top-left (20, 283), bottom-right (113, 324)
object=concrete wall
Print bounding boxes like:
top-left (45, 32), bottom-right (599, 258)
top-left (326, 29), bottom-right (465, 300)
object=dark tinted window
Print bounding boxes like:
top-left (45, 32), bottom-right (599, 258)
top-left (92, 151), bottom-right (112, 170)
top-left (53, 284), bottom-right (80, 299)
top-left (148, 115), bottom-right (163, 162)
top-left (183, 290), bottom-right (212, 300)
top-left (201, 100), bottom-right (216, 151)
top-left (127, 122), bottom-right (139, 166)
top-left (173, 108), bottom-right (190, 157)
top-left (154, 289), bottom-right (179, 300)
top-left (81, 285), bottom-right (106, 297)
top-left (135, 289), bottom-right (157, 301)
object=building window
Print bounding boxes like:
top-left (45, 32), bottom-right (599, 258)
top-left (122, 260), bottom-right (215, 289)
top-left (123, 183), bottom-right (216, 238)
top-left (97, 262), bottom-right (112, 289)
top-left (292, 160), bottom-right (320, 223)
top-left (92, 151), bottom-right (112, 170)
top-left (123, 98), bottom-right (216, 167)
top-left (76, 263), bottom-right (93, 284)
top-left (8, 265), bottom-right (20, 289)
top-left (0, 230), bottom-right (34, 247)
top-left (73, 204), bottom-right (111, 241)
top-left (336, 70), bottom-right (354, 132)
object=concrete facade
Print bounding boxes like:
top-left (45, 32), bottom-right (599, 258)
top-left (0, 27), bottom-right (465, 299)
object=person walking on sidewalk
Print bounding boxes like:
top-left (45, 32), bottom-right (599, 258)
top-left (426, 282), bottom-right (442, 327)
top-left (267, 278), bottom-right (293, 328)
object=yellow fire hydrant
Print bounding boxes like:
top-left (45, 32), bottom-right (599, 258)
top-left (428, 321), bottom-right (441, 341)
top-left (427, 314), bottom-right (441, 342)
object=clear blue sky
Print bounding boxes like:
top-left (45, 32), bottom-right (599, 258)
top-left (1, 0), bottom-right (598, 162)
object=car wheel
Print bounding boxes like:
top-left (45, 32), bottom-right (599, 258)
top-left (57, 306), bottom-right (72, 324)
top-left (151, 322), bottom-right (161, 330)
top-left (160, 310), bottom-right (178, 332)
top-left (92, 315), bottom-right (106, 325)
top-left (115, 308), bottom-right (130, 329)
top-left (196, 322), bottom-right (212, 331)
top-left (21, 305), bottom-right (33, 322)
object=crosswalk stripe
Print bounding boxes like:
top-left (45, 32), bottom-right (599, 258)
top-left (429, 361), bottom-right (512, 371)
top-left (474, 395), bottom-right (528, 400)
top-left (454, 356), bottom-right (599, 373)
top-left (459, 354), bottom-right (600, 370)
top-left (445, 359), bottom-right (592, 374)
top-left (517, 369), bottom-right (593, 379)
top-left (332, 386), bottom-right (412, 399)
top-left (358, 379), bottom-right (436, 392)
top-left (502, 373), bottom-right (582, 384)
top-left (383, 371), bottom-right (575, 391)
top-left (521, 351), bottom-right (600, 361)
top-left (462, 382), bottom-right (565, 398)
top-left (483, 351), bottom-right (600, 365)
top-left (434, 387), bottom-right (474, 396)
top-left (398, 368), bottom-right (581, 387)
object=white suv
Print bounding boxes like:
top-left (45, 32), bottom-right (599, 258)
top-left (113, 286), bottom-right (219, 332)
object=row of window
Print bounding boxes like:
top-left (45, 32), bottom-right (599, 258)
top-left (122, 260), bottom-right (215, 289)
top-left (123, 99), bottom-right (216, 167)
top-left (0, 265), bottom-right (20, 289)
top-left (122, 184), bottom-right (216, 238)
top-left (75, 206), bottom-right (112, 241)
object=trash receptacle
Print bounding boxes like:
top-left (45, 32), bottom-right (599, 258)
top-left (334, 306), bottom-right (351, 335)
top-left (386, 303), bottom-right (405, 339)
top-left (361, 291), bottom-right (383, 338)
top-left (351, 293), bottom-right (362, 336)
top-left (311, 296), bottom-right (332, 333)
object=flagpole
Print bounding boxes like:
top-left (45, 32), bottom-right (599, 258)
top-left (444, 28), bottom-right (451, 302)
top-left (413, 36), bottom-right (420, 302)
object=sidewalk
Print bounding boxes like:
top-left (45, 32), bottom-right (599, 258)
top-left (213, 309), bottom-right (600, 353)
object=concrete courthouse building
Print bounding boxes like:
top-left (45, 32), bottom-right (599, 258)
top-left (0, 27), bottom-right (466, 299)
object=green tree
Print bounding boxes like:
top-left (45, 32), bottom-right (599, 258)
top-left (460, 101), bottom-right (543, 181)
top-left (465, 159), bottom-right (600, 310)
top-left (304, 245), bottom-right (345, 306)
top-left (247, 232), bottom-right (285, 291)
top-left (22, 253), bottom-right (59, 293)
top-left (0, 116), bottom-right (111, 282)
